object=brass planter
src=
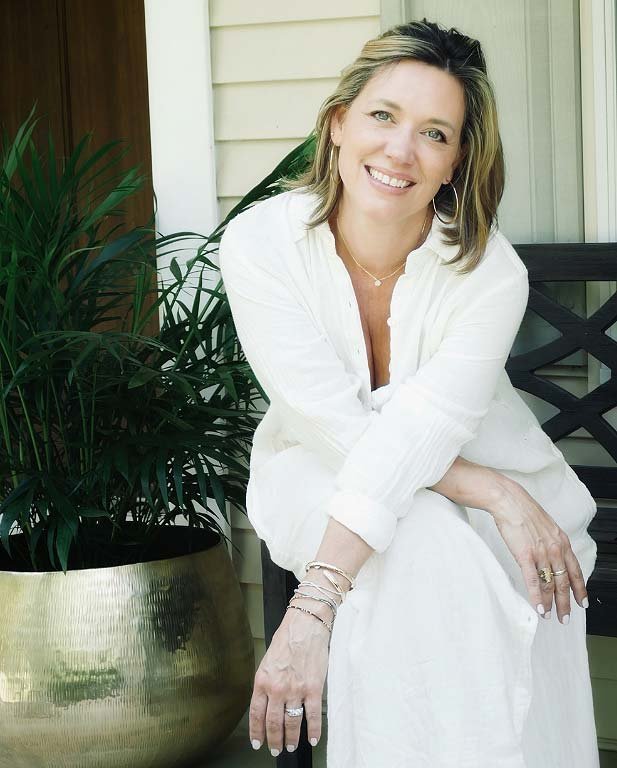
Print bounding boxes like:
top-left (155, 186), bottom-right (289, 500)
top-left (0, 528), bottom-right (255, 768)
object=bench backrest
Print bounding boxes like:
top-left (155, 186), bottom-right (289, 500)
top-left (507, 242), bottom-right (617, 636)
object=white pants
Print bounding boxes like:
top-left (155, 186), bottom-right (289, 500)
top-left (249, 448), bottom-right (600, 768)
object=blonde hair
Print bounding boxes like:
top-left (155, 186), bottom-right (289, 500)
top-left (278, 19), bottom-right (504, 274)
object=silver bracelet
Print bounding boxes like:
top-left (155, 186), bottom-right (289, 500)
top-left (320, 568), bottom-right (347, 599)
top-left (294, 586), bottom-right (338, 608)
top-left (305, 560), bottom-right (356, 590)
top-left (298, 579), bottom-right (342, 598)
top-left (291, 588), bottom-right (339, 617)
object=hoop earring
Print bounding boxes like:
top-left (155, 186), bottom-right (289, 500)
top-left (432, 181), bottom-right (460, 225)
top-left (329, 144), bottom-right (340, 186)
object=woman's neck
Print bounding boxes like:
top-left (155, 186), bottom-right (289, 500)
top-left (330, 204), bottom-right (433, 276)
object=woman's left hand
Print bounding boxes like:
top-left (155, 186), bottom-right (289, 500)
top-left (489, 476), bottom-right (589, 624)
top-left (249, 599), bottom-right (332, 755)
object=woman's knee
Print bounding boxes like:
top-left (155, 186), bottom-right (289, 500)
top-left (393, 489), bottom-right (470, 553)
top-left (382, 489), bottom-right (500, 592)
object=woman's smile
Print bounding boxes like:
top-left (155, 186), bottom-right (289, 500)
top-left (364, 164), bottom-right (417, 195)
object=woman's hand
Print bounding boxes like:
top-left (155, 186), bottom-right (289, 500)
top-left (489, 478), bottom-right (589, 624)
top-left (249, 590), bottom-right (333, 756)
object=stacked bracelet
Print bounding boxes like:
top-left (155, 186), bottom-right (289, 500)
top-left (305, 560), bottom-right (356, 591)
top-left (291, 587), bottom-right (339, 616)
top-left (285, 560), bottom-right (356, 636)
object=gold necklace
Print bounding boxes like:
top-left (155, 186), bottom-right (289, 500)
top-left (336, 209), bottom-right (430, 287)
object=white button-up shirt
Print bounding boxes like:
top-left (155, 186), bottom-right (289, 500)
top-left (218, 187), bottom-right (598, 584)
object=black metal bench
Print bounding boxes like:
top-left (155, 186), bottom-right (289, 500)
top-left (259, 241), bottom-right (617, 766)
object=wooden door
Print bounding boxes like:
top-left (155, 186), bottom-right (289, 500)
top-left (0, 0), bottom-right (157, 333)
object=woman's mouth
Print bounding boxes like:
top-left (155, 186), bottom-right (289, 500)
top-left (364, 165), bottom-right (416, 194)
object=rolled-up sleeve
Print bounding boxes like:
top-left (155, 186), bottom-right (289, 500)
top-left (219, 215), bottom-right (528, 554)
top-left (325, 272), bottom-right (529, 551)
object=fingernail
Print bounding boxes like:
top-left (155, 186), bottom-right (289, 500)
top-left (271, 748), bottom-right (280, 756)
top-left (582, 596), bottom-right (589, 609)
top-left (562, 614), bottom-right (570, 624)
top-left (251, 739), bottom-right (261, 750)
top-left (545, 610), bottom-right (551, 619)
top-left (536, 603), bottom-right (545, 615)
top-left (287, 744), bottom-right (296, 752)
top-left (310, 737), bottom-right (318, 747)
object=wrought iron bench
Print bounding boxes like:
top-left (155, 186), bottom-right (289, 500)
top-left (259, 241), bottom-right (617, 766)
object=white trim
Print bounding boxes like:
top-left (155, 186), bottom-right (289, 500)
top-left (143, 0), bottom-right (230, 547)
top-left (580, 0), bottom-right (617, 242)
top-left (580, 0), bottom-right (617, 390)
top-left (143, 0), bottom-right (219, 262)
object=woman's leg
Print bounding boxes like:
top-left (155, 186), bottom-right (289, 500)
top-left (251, 445), bottom-right (598, 767)
top-left (327, 488), bottom-right (540, 768)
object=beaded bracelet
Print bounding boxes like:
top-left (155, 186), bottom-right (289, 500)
top-left (291, 588), bottom-right (339, 618)
top-left (286, 604), bottom-right (333, 633)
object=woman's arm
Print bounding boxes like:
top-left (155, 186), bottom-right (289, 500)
top-left (294, 457), bottom-right (506, 620)
top-left (428, 455), bottom-right (509, 515)
top-left (290, 518), bottom-right (374, 618)
top-left (295, 456), bottom-right (509, 623)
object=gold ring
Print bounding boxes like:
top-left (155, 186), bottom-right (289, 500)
top-left (538, 567), bottom-right (553, 584)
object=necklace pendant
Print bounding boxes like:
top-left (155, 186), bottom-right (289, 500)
top-left (374, 279), bottom-right (382, 286)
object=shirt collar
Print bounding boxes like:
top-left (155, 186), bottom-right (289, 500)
top-left (288, 188), bottom-right (460, 267)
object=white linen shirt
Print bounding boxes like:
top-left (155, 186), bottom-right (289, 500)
top-left (218, 187), bottom-right (598, 582)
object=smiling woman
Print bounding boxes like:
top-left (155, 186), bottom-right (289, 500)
top-left (328, 58), bottom-right (466, 268)
top-left (220, 17), bottom-right (601, 768)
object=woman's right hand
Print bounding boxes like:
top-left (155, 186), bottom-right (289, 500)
top-left (249, 572), bottom-right (341, 755)
top-left (488, 477), bottom-right (589, 624)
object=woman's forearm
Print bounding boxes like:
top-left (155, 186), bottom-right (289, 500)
top-left (313, 516), bottom-right (374, 579)
top-left (428, 456), bottom-right (512, 513)
top-left (300, 458), bottom-right (509, 616)
top-left (294, 517), bottom-right (375, 617)
top-left (311, 457), bottom-right (506, 585)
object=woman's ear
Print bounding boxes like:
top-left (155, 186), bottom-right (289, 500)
top-left (452, 144), bottom-right (468, 178)
top-left (444, 144), bottom-right (468, 185)
top-left (330, 105), bottom-right (347, 146)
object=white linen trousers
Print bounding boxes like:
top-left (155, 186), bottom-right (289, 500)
top-left (218, 188), bottom-right (600, 768)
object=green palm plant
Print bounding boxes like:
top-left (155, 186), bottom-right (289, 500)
top-left (0, 107), bottom-right (315, 574)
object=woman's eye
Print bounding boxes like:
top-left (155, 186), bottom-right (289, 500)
top-left (370, 110), bottom-right (392, 122)
top-left (426, 128), bottom-right (446, 142)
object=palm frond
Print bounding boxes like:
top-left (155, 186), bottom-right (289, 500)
top-left (0, 109), bottom-right (314, 572)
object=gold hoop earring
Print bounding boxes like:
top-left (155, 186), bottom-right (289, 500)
top-left (329, 144), bottom-right (340, 186)
top-left (432, 181), bottom-right (460, 225)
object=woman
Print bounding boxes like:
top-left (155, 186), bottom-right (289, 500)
top-left (218, 19), bottom-right (600, 768)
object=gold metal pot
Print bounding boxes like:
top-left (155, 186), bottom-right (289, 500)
top-left (0, 529), bottom-right (255, 768)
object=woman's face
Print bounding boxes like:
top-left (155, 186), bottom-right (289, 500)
top-left (330, 59), bottom-right (466, 225)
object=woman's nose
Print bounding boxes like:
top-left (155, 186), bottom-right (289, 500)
top-left (384, 131), bottom-right (418, 167)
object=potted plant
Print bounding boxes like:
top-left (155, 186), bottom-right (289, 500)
top-left (0, 110), bottom-right (287, 767)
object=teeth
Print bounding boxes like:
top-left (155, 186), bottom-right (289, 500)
top-left (368, 167), bottom-right (412, 188)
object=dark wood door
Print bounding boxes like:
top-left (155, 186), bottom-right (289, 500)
top-left (0, 0), bottom-right (152, 226)
top-left (0, 0), bottom-right (157, 333)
